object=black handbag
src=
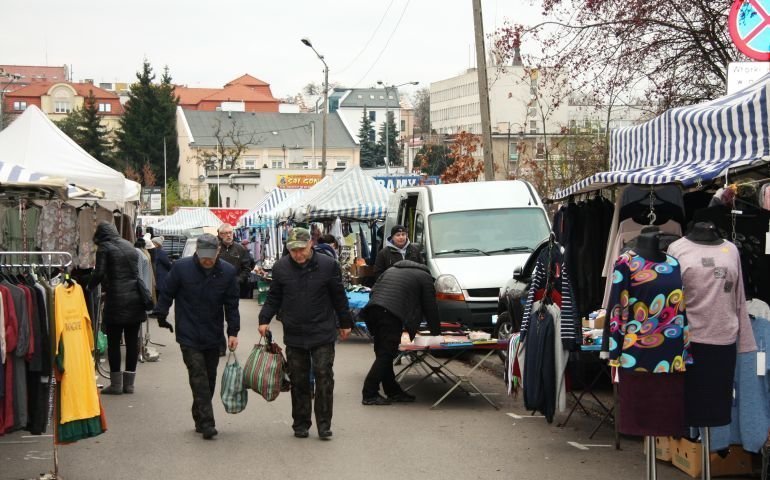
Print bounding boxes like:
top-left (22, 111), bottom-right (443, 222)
top-left (136, 279), bottom-right (154, 310)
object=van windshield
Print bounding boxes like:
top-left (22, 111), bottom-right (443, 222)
top-left (429, 208), bottom-right (550, 257)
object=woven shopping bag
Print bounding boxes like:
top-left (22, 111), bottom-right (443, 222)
top-left (242, 333), bottom-right (287, 402)
top-left (220, 351), bottom-right (248, 414)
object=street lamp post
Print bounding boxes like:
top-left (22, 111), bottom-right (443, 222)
top-left (0, 73), bottom-right (21, 131)
top-left (376, 81), bottom-right (418, 170)
top-left (301, 38), bottom-right (329, 177)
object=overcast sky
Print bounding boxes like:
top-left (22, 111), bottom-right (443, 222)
top-left (1, 0), bottom-right (542, 99)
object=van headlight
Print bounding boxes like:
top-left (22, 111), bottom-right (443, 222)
top-left (435, 274), bottom-right (465, 301)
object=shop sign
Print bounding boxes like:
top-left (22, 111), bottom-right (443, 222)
top-left (276, 174), bottom-right (322, 189)
top-left (374, 175), bottom-right (441, 190)
top-left (727, 61), bottom-right (770, 93)
top-left (728, 0), bottom-right (770, 61)
top-left (141, 187), bottom-right (162, 213)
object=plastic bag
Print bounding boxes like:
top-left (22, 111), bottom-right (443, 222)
top-left (220, 351), bottom-right (248, 414)
top-left (242, 333), bottom-right (288, 402)
top-left (96, 330), bottom-right (108, 355)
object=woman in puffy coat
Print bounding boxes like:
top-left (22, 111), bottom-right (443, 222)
top-left (88, 221), bottom-right (146, 395)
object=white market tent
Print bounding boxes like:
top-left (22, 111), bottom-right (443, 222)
top-left (239, 188), bottom-right (290, 227)
top-left (150, 208), bottom-right (223, 236)
top-left (0, 105), bottom-right (140, 203)
top-left (293, 166), bottom-right (391, 221)
top-left (281, 175), bottom-right (335, 220)
top-left (555, 73), bottom-right (770, 199)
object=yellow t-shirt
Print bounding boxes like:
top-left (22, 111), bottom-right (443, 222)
top-left (55, 283), bottom-right (100, 423)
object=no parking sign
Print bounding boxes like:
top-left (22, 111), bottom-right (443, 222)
top-left (729, 0), bottom-right (770, 60)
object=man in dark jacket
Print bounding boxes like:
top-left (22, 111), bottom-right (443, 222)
top-left (360, 260), bottom-right (440, 405)
top-left (373, 225), bottom-right (422, 280)
top-left (153, 233), bottom-right (240, 440)
top-left (258, 227), bottom-right (351, 440)
top-left (88, 221), bottom-right (147, 395)
top-left (217, 223), bottom-right (252, 299)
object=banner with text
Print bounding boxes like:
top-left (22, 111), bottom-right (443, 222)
top-left (276, 174), bottom-right (322, 189)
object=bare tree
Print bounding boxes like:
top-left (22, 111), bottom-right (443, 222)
top-left (495, 1), bottom-right (744, 115)
top-left (194, 116), bottom-right (260, 171)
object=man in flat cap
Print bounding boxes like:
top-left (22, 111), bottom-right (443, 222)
top-left (152, 233), bottom-right (240, 440)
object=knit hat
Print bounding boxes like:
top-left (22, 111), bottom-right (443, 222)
top-left (151, 236), bottom-right (165, 247)
top-left (391, 225), bottom-right (407, 236)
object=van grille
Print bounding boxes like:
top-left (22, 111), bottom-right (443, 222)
top-left (466, 288), bottom-right (499, 298)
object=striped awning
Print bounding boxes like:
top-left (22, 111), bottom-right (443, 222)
top-left (151, 208), bottom-right (223, 235)
top-left (300, 167), bottom-right (390, 221)
top-left (554, 73), bottom-right (770, 199)
top-left (239, 188), bottom-right (290, 226)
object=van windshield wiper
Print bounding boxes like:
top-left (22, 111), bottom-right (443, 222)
top-left (434, 248), bottom-right (490, 256)
top-left (484, 246), bottom-right (534, 255)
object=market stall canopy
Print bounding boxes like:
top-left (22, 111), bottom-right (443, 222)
top-left (267, 190), bottom-right (306, 223)
top-left (302, 166), bottom-right (390, 221)
top-left (0, 105), bottom-right (140, 202)
top-left (279, 176), bottom-right (334, 221)
top-left (150, 207), bottom-right (223, 235)
top-left (554, 73), bottom-right (770, 199)
top-left (0, 159), bottom-right (105, 200)
top-left (239, 188), bottom-right (290, 226)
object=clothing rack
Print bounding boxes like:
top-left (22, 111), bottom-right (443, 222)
top-left (1, 251), bottom-right (73, 480)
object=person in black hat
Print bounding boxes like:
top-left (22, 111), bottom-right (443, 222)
top-left (373, 224), bottom-right (423, 280)
top-left (151, 233), bottom-right (240, 440)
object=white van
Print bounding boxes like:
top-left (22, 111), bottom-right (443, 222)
top-left (384, 180), bottom-right (550, 332)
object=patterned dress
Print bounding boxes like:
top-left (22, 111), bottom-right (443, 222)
top-left (607, 251), bottom-right (691, 373)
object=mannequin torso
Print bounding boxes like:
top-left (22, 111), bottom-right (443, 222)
top-left (633, 231), bottom-right (666, 262)
top-left (686, 221), bottom-right (722, 246)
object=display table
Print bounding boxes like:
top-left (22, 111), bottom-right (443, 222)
top-left (558, 345), bottom-right (619, 449)
top-left (395, 340), bottom-right (508, 410)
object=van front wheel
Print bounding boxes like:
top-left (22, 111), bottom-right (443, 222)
top-left (494, 311), bottom-right (513, 340)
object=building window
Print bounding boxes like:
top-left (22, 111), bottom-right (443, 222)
top-left (529, 120), bottom-right (537, 134)
top-left (269, 157), bottom-right (283, 169)
top-left (400, 120), bottom-right (406, 131)
top-left (54, 101), bottom-right (71, 113)
top-left (13, 101), bottom-right (27, 111)
top-left (369, 110), bottom-right (376, 122)
top-left (336, 160), bottom-right (346, 169)
top-left (242, 156), bottom-right (256, 169)
top-left (536, 142), bottom-right (545, 159)
top-left (368, 131), bottom-right (375, 142)
top-left (98, 103), bottom-right (111, 113)
top-left (569, 119), bottom-right (577, 133)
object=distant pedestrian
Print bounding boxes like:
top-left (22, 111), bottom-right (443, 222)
top-left (315, 233), bottom-right (339, 260)
top-left (87, 222), bottom-right (146, 395)
top-left (151, 236), bottom-right (171, 298)
top-left (373, 225), bottom-right (422, 280)
top-left (360, 260), bottom-right (440, 405)
top-left (217, 224), bottom-right (252, 299)
top-left (152, 233), bottom-right (240, 440)
top-left (258, 227), bottom-right (352, 440)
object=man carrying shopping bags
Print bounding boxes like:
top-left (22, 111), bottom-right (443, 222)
top-left (152, 234), bottom-right (240, 440)
top-left (258, 227), bottom-right (351, 441)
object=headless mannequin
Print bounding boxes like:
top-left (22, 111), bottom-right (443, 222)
top-left (686, 221), bottom-right (722, 245)
top-left (682, 221), bottom-right (724, 480)
top-left (633, 231), bottom-right (666, 262)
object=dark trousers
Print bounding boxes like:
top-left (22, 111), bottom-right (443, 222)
top-left (105, 323), bottom-right (141, 372)
top-left (286, 343), bottom-right (335, 433)
top-left (180, 346), bottom-right (219, 430)
top-left (362, 309), bottom-right (404, 399)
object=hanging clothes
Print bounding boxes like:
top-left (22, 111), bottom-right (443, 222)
top-left (522, 241), bottom-right (578, 351)
top-left (77, 205), bottom-right (114, 269)
top-left (36, 201), bottom-right (79, 265)
top-left (54, 282), bottom-right (104, 442)
top-left (522, 302), bottom-right (556, 423)
top-left (3, 202), bottom-right (41, 254)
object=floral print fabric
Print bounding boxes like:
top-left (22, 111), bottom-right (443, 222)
top-left (607, 251), bottom-right (691, 373)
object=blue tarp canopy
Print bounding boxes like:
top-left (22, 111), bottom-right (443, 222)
top-left (554, 73), bottom-right (770, 199)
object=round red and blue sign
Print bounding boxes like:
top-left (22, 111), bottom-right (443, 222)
top-left (729, 0), bottom-right (770, 61)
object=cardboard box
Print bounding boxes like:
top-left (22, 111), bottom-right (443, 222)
top-left (644, 436), bottom-right (673, 462)
top-left (671, 437), bottom-right (754, 478)
top-left (351, 264), bottom-right (375, 278)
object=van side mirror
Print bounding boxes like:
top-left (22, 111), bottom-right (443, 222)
top-left (513, 265), bottom-right (524, 280)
